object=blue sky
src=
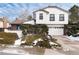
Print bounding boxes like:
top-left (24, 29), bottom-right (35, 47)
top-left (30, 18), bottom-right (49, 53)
top-left (0, 3), bottom-right (79, 21)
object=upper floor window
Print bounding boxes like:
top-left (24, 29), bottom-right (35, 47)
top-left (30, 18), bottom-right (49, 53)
top-left (50, 14), bottom-right (55, 21)
top-left (33, 13), bottom-right (36, 19)
top-left (59, 14), bottom-right (64, 21)
top-left (39, 13), bottom-right (43, 20)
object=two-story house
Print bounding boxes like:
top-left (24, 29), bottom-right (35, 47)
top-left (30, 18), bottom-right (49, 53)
top-left (33, 6), bottom-right (69, 35)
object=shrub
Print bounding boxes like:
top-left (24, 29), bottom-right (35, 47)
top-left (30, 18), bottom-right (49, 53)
top-left (72, 34), bottom-right (79, 37)
top-left (35, 24), bottom-right (48, 34)
top-left (20, 24), bottom-right (32, 35)
top-left (21, 33), bottom-right (61, 49)
top-left (64, 24), bottom-right (78, 36)
top-left (20, 24), bottom-right (48, 35)
top-left (0, 32), bottom-right (17, 44)
top-left (36, 40), bottom-right (51, 48)
top-left (23, 34), bottom-right (42, 45)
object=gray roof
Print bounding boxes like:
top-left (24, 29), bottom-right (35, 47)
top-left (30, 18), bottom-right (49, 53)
top-left (33, 9), bottom-right (49, 13)
top-left (33, 6), bottom-right (69, 13)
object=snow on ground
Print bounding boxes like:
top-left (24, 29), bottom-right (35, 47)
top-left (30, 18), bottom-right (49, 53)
top-left (0, 48), bottom-right (28, 55)
top-left (0, 36), bottom-right (79, 55)
top-left (14, 38), bottom-right (22, 46)
top-left (65, 36), bottom-right (79, 41)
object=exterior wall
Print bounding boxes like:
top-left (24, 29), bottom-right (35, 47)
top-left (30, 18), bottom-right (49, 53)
top-left (11, 24), bottom-right (18, 30)
top-left (3, 22), bottom-right (11, 28)
top-left (33, 7), bottom-right (69, 35)
top-left (0, 21), bottom-right (3, 28)
top-left (0, 21), bottom-right (10, 28)
top-left (35, 8), bottom-right (68, 25)
top-left (11, 24), bottom-right (20, 30)
top-left (6, 23), bottom-right (11, 28)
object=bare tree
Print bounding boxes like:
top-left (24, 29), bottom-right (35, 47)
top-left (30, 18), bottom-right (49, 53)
top-left (18, 9), bottom-right (32, 20)
top-left (18, 9), bottom-right (28, 20)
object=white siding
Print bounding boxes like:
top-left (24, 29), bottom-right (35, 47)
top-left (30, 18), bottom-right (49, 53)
top-left (35, 7), bottom-right (68, 24)
top-left (33, 7), bottom-right (69, 35)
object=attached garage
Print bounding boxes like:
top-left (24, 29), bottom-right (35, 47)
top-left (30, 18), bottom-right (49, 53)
top-left (33, 6), bottom-right (68, 36)
top-left (48, 27), bottom-right (64, 35)
top-left (47, 24), bottom-right (64, 35)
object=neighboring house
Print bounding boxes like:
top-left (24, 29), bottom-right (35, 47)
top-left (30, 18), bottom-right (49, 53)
top-left (4, 18), bottom-right (23, 38)
top-left (33, 6), bottom-right (69, 35)
top-left (0, 17), bottom-right (11, 31)
top-left (11, 18), bottom-right (25, 30)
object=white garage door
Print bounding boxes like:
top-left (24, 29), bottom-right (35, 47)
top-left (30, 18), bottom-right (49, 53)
top-left (48, 27), bottom-right (64, 35)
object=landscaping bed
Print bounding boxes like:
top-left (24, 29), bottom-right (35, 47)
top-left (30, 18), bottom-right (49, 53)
top-left (21, 34), bottom-right (42, 45)
top-left (21, 34), bottom-right (61, 49)
top-left (0, 32), bottom-right (18, 44)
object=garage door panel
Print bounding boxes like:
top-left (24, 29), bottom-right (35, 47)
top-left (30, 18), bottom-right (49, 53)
top-left (48, 28), bottom-right (63, 35)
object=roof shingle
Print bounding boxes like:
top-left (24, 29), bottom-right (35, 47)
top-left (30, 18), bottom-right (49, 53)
top-left (11, 18), bottom-right (25, 24)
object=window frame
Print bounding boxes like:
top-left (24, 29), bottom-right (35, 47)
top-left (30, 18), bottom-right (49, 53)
top-left (59, 14), bottom-right (64, 21)
top-left (39, 13), bottom-right (43, 20)
top-left (33, 13), bottom-right (36, 19)
top-left (50, 14), bottom-right (55, 21)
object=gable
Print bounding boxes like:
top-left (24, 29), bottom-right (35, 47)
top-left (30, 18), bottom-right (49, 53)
top-left (44, 7), bottom-right (68, 14)
top-left (33, 6), bottom-right (69, 14)
top-left (43, 6), bottom-right (68, 13)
